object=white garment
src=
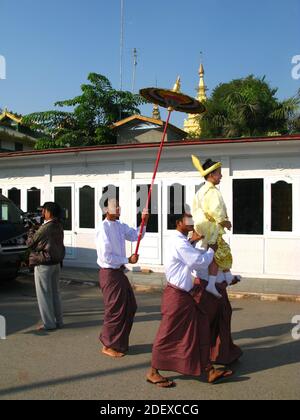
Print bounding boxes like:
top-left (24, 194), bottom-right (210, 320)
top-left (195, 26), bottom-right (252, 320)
top-left (165, 230), bottom-right (215, 292)
top-left (43, 219), bottom-right (53, 224)
top-left (191, 241), bottom-right (227, 283)
top-left (96, 219), bottom-right (145, 269)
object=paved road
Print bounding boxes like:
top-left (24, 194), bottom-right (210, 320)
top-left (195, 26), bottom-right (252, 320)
top-left (0, 275), bottom-right (300, 400)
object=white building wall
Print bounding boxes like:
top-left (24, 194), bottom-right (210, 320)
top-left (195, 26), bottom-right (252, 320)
top-left (0, 140), bottom-right (299, 280)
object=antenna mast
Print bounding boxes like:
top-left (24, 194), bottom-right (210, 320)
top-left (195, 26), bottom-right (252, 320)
top-left (132, 48), bottom-right (138, 93)
top-left (120, 0), bottom-right (125, 91)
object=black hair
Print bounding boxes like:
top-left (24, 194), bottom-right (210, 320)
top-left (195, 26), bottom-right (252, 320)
top-left (175, 204), bottom-right (192, 226)
top-left (42, 202), bottom-right (62, 219)
top-left (203, 159), bottom-right (218, 180)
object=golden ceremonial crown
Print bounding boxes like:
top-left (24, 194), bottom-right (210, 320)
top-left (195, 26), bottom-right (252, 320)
top-left (191, 155), bottom-right (222, 177)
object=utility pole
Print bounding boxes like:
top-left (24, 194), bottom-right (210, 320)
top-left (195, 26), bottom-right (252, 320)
top-left (132, 48), bottom-right (138, 93)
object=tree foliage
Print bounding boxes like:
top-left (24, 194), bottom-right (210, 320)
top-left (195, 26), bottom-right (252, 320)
top-left (196, 76), bottom-right (300, 139)
top-left (23, 73), bottom-right (145, 149)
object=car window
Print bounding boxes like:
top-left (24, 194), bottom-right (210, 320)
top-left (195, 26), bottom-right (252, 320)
top-left (0, 197), bottom-right (23, 224)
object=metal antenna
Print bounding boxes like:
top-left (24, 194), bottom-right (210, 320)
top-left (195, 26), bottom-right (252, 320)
top-left (120, 0), bottom-right (125, 92)
top-left (119, 0), bottom-right (125, 120)
top-left (132, 48), bottom-right (138, 93)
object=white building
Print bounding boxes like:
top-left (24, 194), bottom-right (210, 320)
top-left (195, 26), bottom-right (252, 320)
top-left (0, 134), bottom-right (299, 280)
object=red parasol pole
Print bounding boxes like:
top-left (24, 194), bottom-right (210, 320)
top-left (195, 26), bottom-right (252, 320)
top-left (134, 78), bottom-right (206, 258)
top-left (134, 108), bottom-right (172, 256)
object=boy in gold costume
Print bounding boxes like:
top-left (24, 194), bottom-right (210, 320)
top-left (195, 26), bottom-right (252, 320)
top-left (192, 156), bottom-right (239, 298)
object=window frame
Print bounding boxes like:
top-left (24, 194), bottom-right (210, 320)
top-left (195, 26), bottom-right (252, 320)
top-left (135, 182), bottom-right (160, 234)
top-left (265, 176), bottom-right (299, 237)
top-left (97, 183), bottom-right (121, 224)
top-left (52, 183), bottom-right (75, 232)
top-left (76, 183), bottom-right (97, 232)
top-left (232, 175), bottom-right (299, 238)
top-left (166, 182), bottom-right (187, 232)
top-left (231, 177), bottom-right (264, 236)
top-left (27, 186), bottom-right (41, 213)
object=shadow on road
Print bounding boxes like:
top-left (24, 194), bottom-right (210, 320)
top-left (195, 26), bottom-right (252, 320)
top-left (1, 279), bottom-right (299, 398)
top-left (234, 339), bottom-right (300, 377)
top-left (233, 323), bottom-right (294, 340)
top-left (127, 343), bottom-right (153, 355)
top-left (0, 361), bottom-right (151, 398)
top-left (0, 280), bottom-right (165, 335)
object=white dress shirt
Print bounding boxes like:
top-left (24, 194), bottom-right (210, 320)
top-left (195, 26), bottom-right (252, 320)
top-left (165, 230), bottom-right (215, 292)
top-left (96, 219), bottom-right (145, 269)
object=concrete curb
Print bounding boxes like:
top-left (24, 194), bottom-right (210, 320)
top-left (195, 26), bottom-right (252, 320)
top-left (60, 275), bottom-right (300, 303)
top-left (228, 292), bottom-right (300, 303)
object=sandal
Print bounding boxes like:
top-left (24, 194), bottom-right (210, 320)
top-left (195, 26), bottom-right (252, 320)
top-left (101, 347), bottom-right (125, 358)
top-left (231, 276), bottom-right (242, 285)
top-left (207, 367), bottom-right (234, 384)
top-left (146, 377), bottom-right (175, 388)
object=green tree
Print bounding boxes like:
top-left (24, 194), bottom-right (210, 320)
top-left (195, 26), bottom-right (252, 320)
top-left (196, 76), bottom-right (300, 138)
top-left (291, 115), bottom-right (300, 133)
top-left (23, 73), bottom-right (145, 149)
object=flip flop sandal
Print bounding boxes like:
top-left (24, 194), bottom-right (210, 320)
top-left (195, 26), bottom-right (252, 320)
top-left (36, 325), bottom-right (56, 331)
top-left (146, 378), bottom-right (175, 388)
top-left (231, 276), bottom-right (242, 285)
top-left (208, 368), bottom-right (233, 384)
top-left (101, 348), bottom-right (125, 358)
top-left (220, 368), bottom-right (234, 378)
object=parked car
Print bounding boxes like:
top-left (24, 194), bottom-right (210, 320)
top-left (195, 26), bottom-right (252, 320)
top-left (0, 194), bottom-right (28, 281)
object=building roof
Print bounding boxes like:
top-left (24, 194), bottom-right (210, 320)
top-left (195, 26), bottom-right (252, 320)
top-left (111, 114), bottom-right (187, 137)
top-left (0, 109), bottom-right (39, 148)
top-left (0, 109), bottom-right (22, 124)
top-left (0, 134), bottom-right (299, 159)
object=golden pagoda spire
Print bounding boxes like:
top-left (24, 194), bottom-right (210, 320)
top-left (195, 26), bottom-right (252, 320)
top-left (183, 62), bottom-right (207, 137)
top-left (197, 63), bottom-right (207, 102)
top-left (172, 76), bottom-right (181, 93)
top-left (152, 104), bottom-right (161, 120)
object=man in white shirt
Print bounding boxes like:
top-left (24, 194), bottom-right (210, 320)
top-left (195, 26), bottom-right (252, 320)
top-left (146, 210), bottom-right (233, 388)
top-left (189, 232), bottom-right (243, 367)
top-left (96, 198), bottom-right (149, 358)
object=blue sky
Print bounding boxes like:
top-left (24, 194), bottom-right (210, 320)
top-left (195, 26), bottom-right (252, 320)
top-left (0, 0), bottom-right (299, 128)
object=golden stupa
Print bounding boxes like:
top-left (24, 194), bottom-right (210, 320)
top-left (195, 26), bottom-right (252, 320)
top-left (183, 63), bottom-right (208, 137)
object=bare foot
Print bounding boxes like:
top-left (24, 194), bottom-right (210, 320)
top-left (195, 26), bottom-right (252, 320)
top-left (101, 346), bottom-right (125, 358)
top-left (207, 367), bottom-right (233, 384)
top-left (36, 324), bottom-right (56, 331)
top-left (146, 369), bottom-right (175, 388)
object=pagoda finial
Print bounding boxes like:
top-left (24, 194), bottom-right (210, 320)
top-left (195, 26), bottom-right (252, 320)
top-left (172, 76), bottom-right (181, 93)
top-left (197, 62), bottom-right (207, 102)
top-left (199, 63), bottom-right (204, 76)
top-left (152, 104), bottom-right (161, 120)
top-left (183, 59), bottom-right (208, 137)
